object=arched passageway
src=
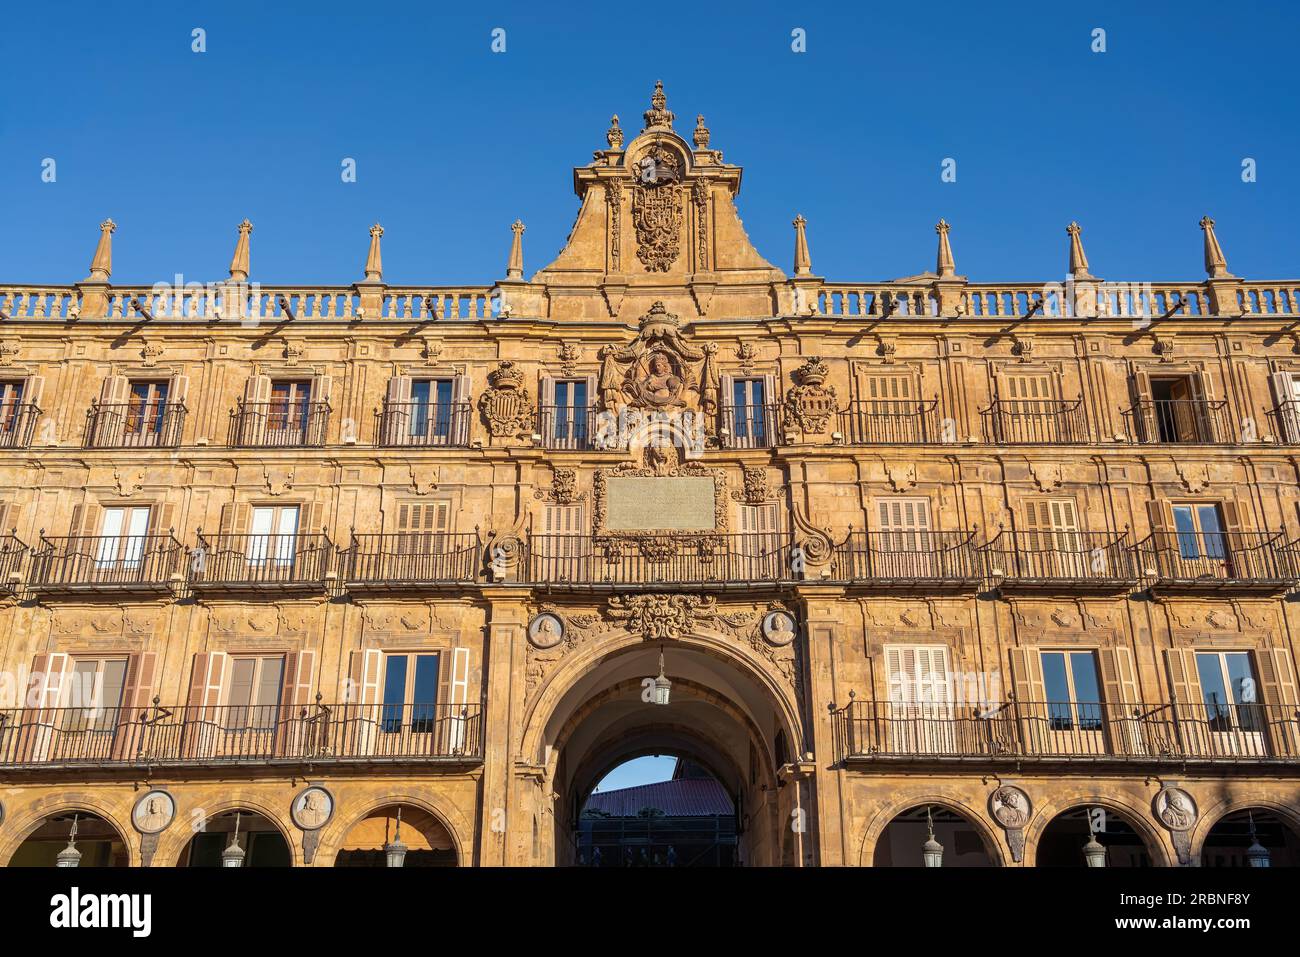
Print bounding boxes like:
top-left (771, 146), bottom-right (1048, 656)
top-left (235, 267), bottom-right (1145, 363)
top-left (533, 637), bottom-right (806, 867)
top-left (334, 805), bottom-right (458, 866)
top-left (178, 809), bottom-right (291, 867)
top-left (7, 812), bottom-right (128, 867)
top-left (1201, 808), bottom-right (1300, 867)
top-left (1036, 806), bottom-right (1150, 867)
top-left (873, 805), bottom-right (997, 867)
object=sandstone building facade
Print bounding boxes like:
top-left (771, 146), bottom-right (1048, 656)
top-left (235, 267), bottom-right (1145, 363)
top-left (1, 83), bottom-right (1299, 867)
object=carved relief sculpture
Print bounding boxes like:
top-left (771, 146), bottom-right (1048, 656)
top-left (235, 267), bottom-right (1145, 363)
top-left (784, 356), bottom-right (837, 434)
top-left (479, 360), bottom-right (535, 437)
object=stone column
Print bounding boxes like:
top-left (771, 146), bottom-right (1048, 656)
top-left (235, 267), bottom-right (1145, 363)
top-left (477, 587), bottom-right (531, 865)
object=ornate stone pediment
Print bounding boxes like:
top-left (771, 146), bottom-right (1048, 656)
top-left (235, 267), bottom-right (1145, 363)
top-left (597, 302), bottom-right (719, 421)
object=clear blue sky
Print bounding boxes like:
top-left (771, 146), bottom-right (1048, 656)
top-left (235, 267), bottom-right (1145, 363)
top-left (592, 756), bottom-right (677, 794)
top-left (2, 1), bottom-right (1295, 287)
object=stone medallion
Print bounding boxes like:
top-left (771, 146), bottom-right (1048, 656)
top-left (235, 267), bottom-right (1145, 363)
top-left (528, 612), bottom-right (565, 649)
top-left (989, 785), bottom-right (1032, 863)
top-left (1153, 785), bottom-right (1197, 865)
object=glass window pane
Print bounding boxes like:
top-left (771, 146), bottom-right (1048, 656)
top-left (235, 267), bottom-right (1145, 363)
top-left (1172, 506), bottom-right (1199, 558)
top-left (411, 655), bottom-right (440, 732)
top-left (1196, 653), bottom-right (1230, 726)
top-left (381, 656), bottom-right (407, 732)
top-left (1041, 652), bottom-right (1071, 728)
top-left (1224, 653), bottom-right (1256, 704)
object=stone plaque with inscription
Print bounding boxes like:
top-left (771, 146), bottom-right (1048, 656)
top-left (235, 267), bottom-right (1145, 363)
top-left (604, 476), bottom-right (715, 531)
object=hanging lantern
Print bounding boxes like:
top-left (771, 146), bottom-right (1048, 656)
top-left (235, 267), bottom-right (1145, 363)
top-left (1246, 812), bottom-right (1271, 868)
top-left (1082, 833), bottom-right (1107, 867)
top-left (384, 807), bottom-right (408, 868)
top-left (55, 815), bottom-right (82, 868)
top-left (652, 649), bottom-right (671, 706)
top-left (922, 806), bottom-right (944, 867)
top-left (222, 812), bottom-right (246, 868)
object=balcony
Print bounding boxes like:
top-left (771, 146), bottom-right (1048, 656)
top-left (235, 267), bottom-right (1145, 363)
top-left (0, 702), bottom-right (482, 770)
top-left (837, 398), bottom-right (939, 445)
top-left (84, 401), bottom-right (186, 448)
top-left (834, 698), bottom-right (1300, 766)
top-left (376, 400), bottom-right (471, 448)
top-left (28, 534), bottom-right (184, 598)
top-left (828, 531), bottom-right (982, 591)
top-left (341, 532), bottom-right (480, 594)
top-left (1136, 530), bottom-right (1296, 595)
top-left (1124, 398), bottom-right (1233, 444)
top-left (0, 534), bottom-right (28, 596)
top-left (719, 403), bottom-right (782, 449)
top-left (981, 529), bottom-right (1137, 594)
top-left (538, 405), bottom-right (597, 451)
top-left (1266, 398), bottom-right (1300, 444)
top-left (526, 532), bottom-right (789, 590)
top-left (980, 398), bottom-right (1087, 444)
top-left (190, 532), bottom-right (334, 595)
top-left (0, 403), bottom-right (40, 449)
top-left (230, 401), bottom-right (329, 447)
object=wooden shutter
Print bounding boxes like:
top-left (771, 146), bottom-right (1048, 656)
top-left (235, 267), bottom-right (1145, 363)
top-left (310, 373), bottom-right (333, 406)
top-left (396, 500), bottom-right (451, 554)
top-left (385, 375), bottom-right (412, 444)
top-left (95, 375), bottom-right (130, 445)
top-left (121, 652), bottom-right (158, 712)
top-left (244, 374), bottom-right (271, 404)
top-left (21, 652), bottom-right (71, 761)
top-left (862, 372), bottom-right (914, 404)
top-left (99, 375), bottom-right (130, 405)
top-left (999, 372), bottom-right (1054, 402)
top-left (544, 504), bottom-right (584, 535)
top-left (24, 374), bottom-right (46, 411)
top-left (0, 501), bottom-right (11, 537)
top-left (1164, 648), bottom-right (1203, 704)
top-left (1257, 648), bottom-right (1300, 755)
top-left (217, 502), bottom-right (251, 538)
top-left (1271, 371), bottom-right (1300, 443)
top-left (68, 501), bottom-right (104, 538)
top-left (241, 374), bottom-right (271, 445)
top-left (1097, 646), bottom-right (1144, 755)
top-left (1008, 647), bottom-right (1047, 751)
top-left (186, 652), bottom-right (228, 713)
top-left (168, 371), bottom-right (190, 408)
top-left (1132, 368), bottom-right (1155, 441)
top-left (152, 501), bottom-right (177, 537)
top-left (347, 649), bottom-right (383, 705)
top-left (1145, 499), bottom-right (1175, 576)
top-left (281, 650), bottom-right (315, 710)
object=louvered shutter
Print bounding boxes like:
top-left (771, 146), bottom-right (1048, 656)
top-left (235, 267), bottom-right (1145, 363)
top-left (1132, 368), bottom-right (1155, 441)
top-left (242, 374), bottom-right (271, 444)
top-left (1165, 648), bottom-right (1209, 755)
top-left (346, 648), bottom-right (383, 756)
top-left (1008, 647), bottom-right (1047, 752)
top-left (21, 653), bottom-right (71, 761)
top-left (1256, 648), bottom-right (1300, 755)
top-left (1098, 647), bottom-right (1144, 755)
top-left (385, 375), bottom-right (412, 444)
top-left (95, 375), bottom-right (130, 445)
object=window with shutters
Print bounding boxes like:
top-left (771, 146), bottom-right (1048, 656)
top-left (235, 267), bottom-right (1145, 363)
top-left (380, 653), bottom-right (440, 733)
top-left (125, 380), bottom-right (169, 436)
top-left (410, 378), bottom-right (456, 440)
top-left (1195, 651), bottom-right (1262, 733)
top-left (225, 655), bottom-right (285, 730)
top-left (65, 657), bottom-right (128, 725)
top-left (1149, 376), bottom-right (1208, 442)
top-left (247, 505), bottom-right (299, 566)
top-left (395, 500), bottom-right (451, 552)
top-left (876, 498), bottom-right (931, 550)
top-left (550, 379), bottom-right (589, 444)
top-left (95, 506), bottom-right (151, 568)
top-left (862, 372), bottom-right (914, 408)
top-left (884, 645), bottom-right (951, 708)
top-left (1020, 498), bottom-right (1084, 570)
top-left (0, 380), bottom-right (26, 440)
top-left (1171, 503), bottom-right (1227, 562)
top-left (1040, 651), bottom-right (1102, 730)
top-left (267, 380), bottom-right (312, 437)
top-left (1269, 370), bottom-right (1300, 443)
top-left (730, 378), bottom-right (768, 443)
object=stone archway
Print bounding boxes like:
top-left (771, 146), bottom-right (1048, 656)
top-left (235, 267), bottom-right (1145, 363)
top-left (864, 801), bottom-right (1003, 867)
top-left (5, 809), bottom-right (131, 867)
top-left (522, 631), bottom-right (807, 867)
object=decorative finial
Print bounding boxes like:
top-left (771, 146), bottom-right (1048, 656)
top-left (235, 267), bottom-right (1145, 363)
top-left (693, 114), bottom-right (710, 149)
top-left (1200, 215), bottom-right (1234, 279)
top-left (935, 219), bottom-right (956, 278)
top-left (83, 219), bottom-right (116, 282)
top-left (228, 219), bottom-right (253, 282)
top-left (1066, 221), bottom-right (1093, 279)
top-left (642, 80), bottom-right (675, 130)
top-left (606, 114), bottom-right (623, 149)
top-left (363, 223), bottom-right (384, 282)
top-left (792, 214), bottom-right (812, 277)
top-left (506, 220), bottom-right (526, 279)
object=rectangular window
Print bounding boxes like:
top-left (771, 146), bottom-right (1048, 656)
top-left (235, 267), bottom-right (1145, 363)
top-left (67, 657), bottom-right (128, 723)
top-left (731, 378), bottom-right (767, 442)
top-left (1040, 650), bottom-right (1102, 731)
top-left (410, 378), bottom-right (455, 439)
top-left (96, 506), bottom-right (151, 567)
top-left (552, 380), bottom-right (589, 443)
top-left (125, 381), bottom-right (169, 435)
top-left (247, 505), bottom-right (299, 565)
top-left (1151, 377), bottom-right (1202, 443)
top-left (225, 655), bottom-right (284, 730)
top-left (1195, 651), bottom-right (1261, 733)
top-left (877, 498), bottom-right (931, 550)
top-left (884, 645), bottom-right (951, 708)
top-left (0, 380), bottom-right (26, 434)
top-left (380, 653), bottom-right (440, 734)
top-left (1172, 503), bottom-right (1226, 560)
top-left (267, 380), bottom-right (312, 435)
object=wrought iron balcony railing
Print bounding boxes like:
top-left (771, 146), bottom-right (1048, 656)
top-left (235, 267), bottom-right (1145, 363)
top-left (980, 397), bottom-right (1088, 444)
top-left (538, 405), bottom-right (597, 450)
top-left (526, 532), bottom-right (790, 588)
top-left (1136, 530), bottom-right (1296, 593)
top-left (0, 534), bottom-right (28, 596)
top-left (230, 400), bottom-right (330, 447)
top-left (1124, 397), bottom-right (1233, 444)
top-left (1266, 398), bottom-right (1300, 444)
top-left (190, 533), bottom-right (334, 592)
top-left (980, 529), bottom-right (1137, 592)
top-left (376, 400), bottom-right (471, 448)
top-left (837, 398), bottom-right (939, 445)
top-left (834, 698), bottom-right (1300, 764)
top-left (0, 702), bottom-right (482, 768)
top-left (28, 534), bottom-right (184, 595)
top-left (719, 403), bottom-right (782, 449)
top-left (341, 532), bottom-right (481, 590)
top-left (84, 401), bottom-right (186, 448)
top-left (828, 530), bottom-right (982, 588)
top-left (0, 402), bottom-right (40, 449)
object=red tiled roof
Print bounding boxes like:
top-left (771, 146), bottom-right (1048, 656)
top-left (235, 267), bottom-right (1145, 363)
top-left (584, 778), bottom-right (734, 818)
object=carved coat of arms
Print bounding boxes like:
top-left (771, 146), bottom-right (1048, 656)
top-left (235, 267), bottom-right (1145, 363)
top-left (479, 360), bottom-right (535, 437)
top-left (784, 356), bottom-right (837, 433)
